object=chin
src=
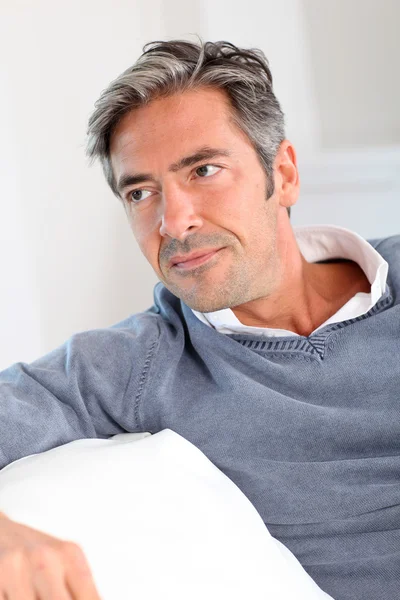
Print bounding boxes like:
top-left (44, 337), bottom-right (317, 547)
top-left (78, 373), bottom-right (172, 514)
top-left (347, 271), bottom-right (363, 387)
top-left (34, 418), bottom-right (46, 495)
top-left (161, 281), bottom-right (225, 312)
top-left (180, 287), bottom-right (250, 313)
top-left (184, 299), bottom-right (231, 313)
top-left (162, 267), bottom-right (254, 312)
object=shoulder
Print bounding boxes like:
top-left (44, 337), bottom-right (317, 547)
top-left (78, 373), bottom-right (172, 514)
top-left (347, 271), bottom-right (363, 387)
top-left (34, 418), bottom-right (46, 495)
top-left (367, 233), bottom-right (400, 267)
top-left (367, 233), bottom-right (400, 257)
top-left (70, 283), bottom-right (186, 359)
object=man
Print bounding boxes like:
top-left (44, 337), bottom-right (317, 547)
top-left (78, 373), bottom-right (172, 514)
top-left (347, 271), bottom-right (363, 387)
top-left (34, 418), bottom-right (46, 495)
top-left (0, 39), bottom-right (399, 599)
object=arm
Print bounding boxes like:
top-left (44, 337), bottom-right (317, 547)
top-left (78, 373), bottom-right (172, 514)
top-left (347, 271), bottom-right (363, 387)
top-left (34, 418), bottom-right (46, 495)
top-left (0, 312), bottom-right (159, 469)
top-left (0, 313), bottom-right (159, 598)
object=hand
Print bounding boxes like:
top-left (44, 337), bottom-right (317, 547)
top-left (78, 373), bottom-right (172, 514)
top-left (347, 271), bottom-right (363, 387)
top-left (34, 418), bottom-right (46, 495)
top-left (0, 512), bottom-right (101, 599)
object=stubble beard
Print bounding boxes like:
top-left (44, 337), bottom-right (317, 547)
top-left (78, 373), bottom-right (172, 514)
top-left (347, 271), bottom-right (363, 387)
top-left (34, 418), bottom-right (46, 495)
top-left (163, 244), bottom-right (274, 313)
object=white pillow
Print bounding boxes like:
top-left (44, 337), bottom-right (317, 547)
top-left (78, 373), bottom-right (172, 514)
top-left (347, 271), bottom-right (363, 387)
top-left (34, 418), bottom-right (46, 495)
top-left (0, 430), bottom-right (333, 599)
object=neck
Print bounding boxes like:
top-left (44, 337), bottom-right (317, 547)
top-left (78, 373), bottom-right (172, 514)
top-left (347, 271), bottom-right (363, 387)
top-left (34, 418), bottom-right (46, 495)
top-left (231, 221), bottom-right (370, 337)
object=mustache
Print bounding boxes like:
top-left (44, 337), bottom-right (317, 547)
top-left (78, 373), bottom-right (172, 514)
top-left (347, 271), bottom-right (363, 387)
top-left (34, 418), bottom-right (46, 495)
top-left (159, 233), bottom-right (234, 265)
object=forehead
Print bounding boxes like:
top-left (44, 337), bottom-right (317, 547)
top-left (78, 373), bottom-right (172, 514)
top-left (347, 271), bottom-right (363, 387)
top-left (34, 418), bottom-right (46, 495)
top-left (109, 87), bottom-right (251, 174)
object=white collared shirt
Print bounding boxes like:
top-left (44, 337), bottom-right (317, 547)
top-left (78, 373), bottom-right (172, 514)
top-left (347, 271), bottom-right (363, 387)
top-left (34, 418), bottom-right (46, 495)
top-left (192, 225), bottom-right (389, 338)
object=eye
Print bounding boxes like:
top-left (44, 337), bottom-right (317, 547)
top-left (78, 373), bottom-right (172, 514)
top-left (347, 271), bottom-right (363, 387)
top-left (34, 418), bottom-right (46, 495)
top-left (195, 164), bottom-right (221, 178)
top-left (129, 189), bottom-right (152, 203)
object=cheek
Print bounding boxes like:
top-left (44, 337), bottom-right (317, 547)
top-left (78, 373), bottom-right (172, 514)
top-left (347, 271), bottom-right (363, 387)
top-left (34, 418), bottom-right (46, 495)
top-left (129, 216), bottom-right (162, 269)
top-left (138, 233), bottom-right (160, 265)
top-left (215, 190), bottom-right (251, 225)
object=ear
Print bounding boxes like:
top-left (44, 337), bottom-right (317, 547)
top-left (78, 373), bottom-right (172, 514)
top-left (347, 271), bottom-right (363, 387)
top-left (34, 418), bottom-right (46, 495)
top-left (273, 140), bottom-right (300, 210)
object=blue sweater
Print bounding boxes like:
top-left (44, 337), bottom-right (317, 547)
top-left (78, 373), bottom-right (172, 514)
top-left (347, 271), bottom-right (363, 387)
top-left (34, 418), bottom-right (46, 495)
top-left (1, 234), bottom-right (400, 599)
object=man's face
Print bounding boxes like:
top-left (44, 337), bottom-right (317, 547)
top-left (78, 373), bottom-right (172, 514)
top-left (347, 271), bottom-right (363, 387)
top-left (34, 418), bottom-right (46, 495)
top-left (110, 87), bottom-right (295, 312)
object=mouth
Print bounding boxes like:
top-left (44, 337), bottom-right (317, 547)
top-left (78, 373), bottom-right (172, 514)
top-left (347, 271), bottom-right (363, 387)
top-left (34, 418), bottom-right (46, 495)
top-left (170, 248), bottom-right (224, 271)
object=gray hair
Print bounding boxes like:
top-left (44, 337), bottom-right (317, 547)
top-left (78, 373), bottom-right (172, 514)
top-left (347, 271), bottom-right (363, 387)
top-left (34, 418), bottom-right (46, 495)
top-left (86, 39), bottom-right (289, 215)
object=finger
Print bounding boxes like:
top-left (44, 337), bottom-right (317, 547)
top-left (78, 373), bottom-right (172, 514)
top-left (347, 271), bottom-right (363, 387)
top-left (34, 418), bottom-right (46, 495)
top-left (0, 552), bottom-right (36, 600)
top-left (3, 577), bottom-right (36, 600)
top-left (63, 544), bottom-right (102, 600)
top-left (34, 572), bottom-right (73, 600)
top-left (66, 573), bottom-right (102, 600)
top-left (31, 548), bottom-right (73, 600)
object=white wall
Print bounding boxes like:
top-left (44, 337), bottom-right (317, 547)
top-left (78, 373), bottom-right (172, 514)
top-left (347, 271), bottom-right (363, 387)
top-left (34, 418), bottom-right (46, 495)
top-left (0, 77), bottom-right (43, 362)
top-left (294, 0), bottom-right (400, 237)
top-left (302, 0), bottom-right (400, 149)
top-left (294, 146), bottom-right (400, 238)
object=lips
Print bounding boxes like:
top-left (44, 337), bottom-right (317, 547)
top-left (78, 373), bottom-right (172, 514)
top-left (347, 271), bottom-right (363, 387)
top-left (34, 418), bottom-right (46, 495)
top-left (169, 248), bottom-right (223, 270)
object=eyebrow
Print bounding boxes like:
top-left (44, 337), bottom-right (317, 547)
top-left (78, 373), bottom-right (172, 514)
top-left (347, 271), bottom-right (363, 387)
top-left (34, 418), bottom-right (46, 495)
top-left (116, 146), bottom-right (232, 194)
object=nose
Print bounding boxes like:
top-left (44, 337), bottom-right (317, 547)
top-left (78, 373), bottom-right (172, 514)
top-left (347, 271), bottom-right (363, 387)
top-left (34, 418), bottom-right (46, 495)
top-left (159, 183), bottom-right (203, 240)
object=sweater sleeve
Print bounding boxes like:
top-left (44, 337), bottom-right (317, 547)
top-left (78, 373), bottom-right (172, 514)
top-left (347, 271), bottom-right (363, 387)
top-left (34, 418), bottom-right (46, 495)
top-left (0, 313), bottom-right (160, 470)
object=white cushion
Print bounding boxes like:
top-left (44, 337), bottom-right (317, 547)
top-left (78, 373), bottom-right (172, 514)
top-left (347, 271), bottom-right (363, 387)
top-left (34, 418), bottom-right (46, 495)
top-left (0, 430), bottom-right (333, 599)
